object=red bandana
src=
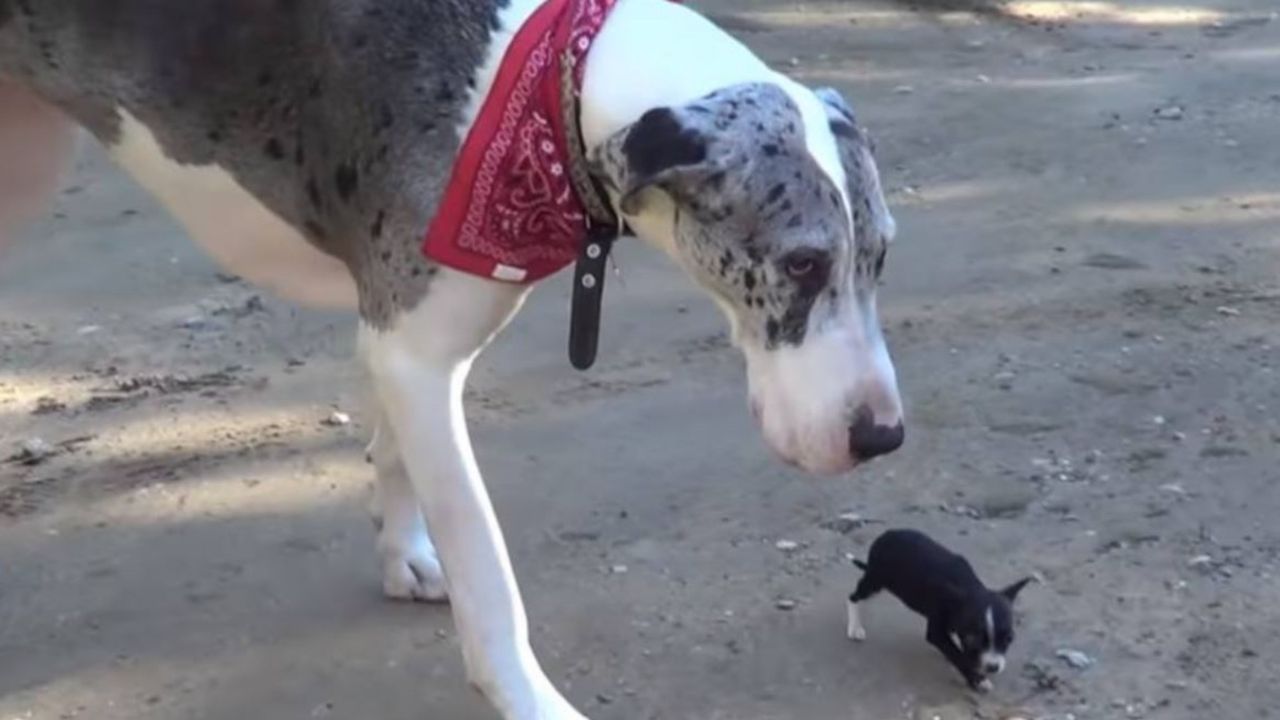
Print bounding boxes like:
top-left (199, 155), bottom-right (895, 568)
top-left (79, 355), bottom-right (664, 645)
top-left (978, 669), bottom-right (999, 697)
top-left (422, 0), bottom-right (619, 284)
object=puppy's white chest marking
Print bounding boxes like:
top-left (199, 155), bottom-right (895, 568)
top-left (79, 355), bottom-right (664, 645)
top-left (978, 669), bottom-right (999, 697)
top-left (108, 110), bottom-right (357, 309)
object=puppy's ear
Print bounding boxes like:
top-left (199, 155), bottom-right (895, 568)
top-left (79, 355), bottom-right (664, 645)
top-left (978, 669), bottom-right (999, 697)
top-left (1000, 576), bottom-right (1035, 603)
top-left (589, 106), bottom-right (732, 217)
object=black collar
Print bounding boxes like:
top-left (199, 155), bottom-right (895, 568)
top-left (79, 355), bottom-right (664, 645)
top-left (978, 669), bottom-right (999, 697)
top-left (560, 47), bottom-right (625, 371)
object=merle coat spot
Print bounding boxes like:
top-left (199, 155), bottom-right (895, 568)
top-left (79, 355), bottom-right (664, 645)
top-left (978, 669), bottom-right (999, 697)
top-left (263, 137), bottom-right (285, 160)
top-left (334, 163), bottom-right (359, 201)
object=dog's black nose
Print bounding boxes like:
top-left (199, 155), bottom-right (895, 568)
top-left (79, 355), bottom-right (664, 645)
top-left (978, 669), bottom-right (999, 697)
top-left (848, 406), bottom-right (905, 461)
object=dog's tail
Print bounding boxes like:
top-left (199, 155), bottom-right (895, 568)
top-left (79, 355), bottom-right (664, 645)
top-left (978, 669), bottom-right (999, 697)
top-left (852, 559), bottom-right (868, 571)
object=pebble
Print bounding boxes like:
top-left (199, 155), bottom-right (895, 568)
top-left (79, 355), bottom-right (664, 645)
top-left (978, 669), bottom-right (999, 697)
top-left (775, 539), bottom-right (800, 552)
top-left (1153, 104), bottom-right (1184, 120)
top-left (775, 598), bottom-right (797, 611)
top-left (1216, 305), bottom-right (1241, 316)
top-left (893, 84), bottom-right (915, 95)
top-left (1188, 554), bottom-right (1214, 569)
top-left (1056, 648), bottom-right (1095, 669)
top-left (821, 512), bottom-right (870, 535)
top-left (610, 564), bottom-right (629, 574)
top-left (322, 411), bottom-right (351, 427)
top-left (14, 438), bottom-right (55, 465)
top-left (179, 315), bottom-right (210, 330)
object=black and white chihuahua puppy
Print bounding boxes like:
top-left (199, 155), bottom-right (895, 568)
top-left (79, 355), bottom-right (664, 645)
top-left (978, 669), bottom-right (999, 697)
top-left (847, 529), bottom-right (1034, 692)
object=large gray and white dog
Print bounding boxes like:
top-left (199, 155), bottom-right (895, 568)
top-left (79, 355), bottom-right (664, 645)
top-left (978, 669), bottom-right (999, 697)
top-left (0, 0), bottom-right (904, 716)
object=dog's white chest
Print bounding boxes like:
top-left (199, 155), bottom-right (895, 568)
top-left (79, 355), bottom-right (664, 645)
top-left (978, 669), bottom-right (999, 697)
top-left (108, 110), bottom-right (358, 309)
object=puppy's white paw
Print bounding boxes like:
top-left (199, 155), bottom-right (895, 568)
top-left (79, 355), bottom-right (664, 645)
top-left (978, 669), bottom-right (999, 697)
top-left (847, 626), bottom-right (867, 642)
top-left (975, 678), bottom-right (994, 694)
top-left (379, 530), bottom-right (448, 602)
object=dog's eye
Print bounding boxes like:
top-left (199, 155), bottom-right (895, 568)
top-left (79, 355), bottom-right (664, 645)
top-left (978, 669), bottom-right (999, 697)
top-left (784, 256), bottom-right (815, 278)
top-left (780, 250), bottom-right (830, 294)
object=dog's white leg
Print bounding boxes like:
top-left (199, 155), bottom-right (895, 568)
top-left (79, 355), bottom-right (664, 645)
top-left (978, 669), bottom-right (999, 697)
top-left (361, 269), bottom-right (586, 720)
top-left (366, 419), bottom-right (449, 602)
top-left (846, 598), bottom-right (867, 642)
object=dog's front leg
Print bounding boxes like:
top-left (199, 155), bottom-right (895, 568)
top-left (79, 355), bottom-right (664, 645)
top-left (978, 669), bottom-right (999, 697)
top-left (361, 269), bottom-right (587, 720)
top-left (925, 619), bottom-right (988, 692)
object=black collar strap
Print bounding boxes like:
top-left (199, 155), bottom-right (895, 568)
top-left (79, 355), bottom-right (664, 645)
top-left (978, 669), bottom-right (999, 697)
top-left (561, 45), bottom-right (625, 371)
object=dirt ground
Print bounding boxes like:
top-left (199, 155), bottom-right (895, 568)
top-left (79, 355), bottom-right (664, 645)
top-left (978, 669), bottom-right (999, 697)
top-left (3, 0), bottom-right (1279, 718)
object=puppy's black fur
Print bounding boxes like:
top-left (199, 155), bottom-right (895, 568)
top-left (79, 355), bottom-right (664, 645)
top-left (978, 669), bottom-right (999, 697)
top-left (848, 529), bottom-right (1032, 690)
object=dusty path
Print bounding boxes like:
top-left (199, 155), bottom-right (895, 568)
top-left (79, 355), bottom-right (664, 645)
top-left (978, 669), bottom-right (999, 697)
top-left (3, 1), bottom-right (1278, 718)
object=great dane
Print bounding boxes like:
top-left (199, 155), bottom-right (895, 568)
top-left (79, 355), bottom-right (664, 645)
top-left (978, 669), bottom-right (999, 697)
top-left (0, 0), bottom-right (904, 716)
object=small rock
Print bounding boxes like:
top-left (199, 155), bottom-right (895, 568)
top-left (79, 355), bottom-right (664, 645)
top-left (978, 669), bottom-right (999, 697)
top-left (893, 84), bottom-right (915, 95)
top-left (976, 74), bottom-right (991, 83)
top-left (179, 315), bottom-right (209, 330)
top-left (1056, 648), bottom-right (1094, 669)
top-left (1160, 483), bottom-right (1188, 496)
top-left (1171, 431), bottom-right (1187, 442)
top-left (610, 564), bottom-right (629, 574)
top-left (775, 598), bottom-right (797, 611)
top-left (1215, 305), bottom-right (1241, 316)
top-left (1188, 554), bottom-right (1214, 569)
top-left (1152, 415), bottom-right (1166, 426)
top-left (775, 539), bottom-right (800, 552)
top-left (1153, 104), bottom-right (1184, 120)
top-left (12, 438), bottom-right (56, 466)
top-left (596, 693), bottom-right (614, 705)
top-left (77, 324), bottom-right (101, 336)
top-left (821, 512), bottom-right (871, 534)
top-left (322, 411), bottom-right (351, 427)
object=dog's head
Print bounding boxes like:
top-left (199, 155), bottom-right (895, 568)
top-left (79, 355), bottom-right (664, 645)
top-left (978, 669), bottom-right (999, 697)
top-left (950, 577), bottom-right (1034, 678)
top-left (591, 81), bottom-right (902, 474)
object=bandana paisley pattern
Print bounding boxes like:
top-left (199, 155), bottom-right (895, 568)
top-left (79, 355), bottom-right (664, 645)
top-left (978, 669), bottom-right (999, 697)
top-left (423, 0), bottom-right (618, 283)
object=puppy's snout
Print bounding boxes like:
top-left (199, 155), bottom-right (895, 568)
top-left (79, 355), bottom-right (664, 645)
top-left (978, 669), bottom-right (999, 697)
top-left (982, 657), bottom-right (1006, 675)
top-left (848, 404), bottom-right (905, 461)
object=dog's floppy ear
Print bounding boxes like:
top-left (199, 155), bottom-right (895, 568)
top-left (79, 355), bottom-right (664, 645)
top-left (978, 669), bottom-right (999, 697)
top-left (813, 86), bottom-right (857, 129)
top-left (1000, 576), bottom-right (1035, 603)
top-left (589, 106), bottom-right (735, 217)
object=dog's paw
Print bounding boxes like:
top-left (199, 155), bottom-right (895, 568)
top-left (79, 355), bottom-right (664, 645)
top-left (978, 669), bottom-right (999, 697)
top-left (847, 626), bottom-right (867, 642)
top-left (379, 532), bottom-right (449, 603)
top-left (974, 678), bottom-right (994, 694)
